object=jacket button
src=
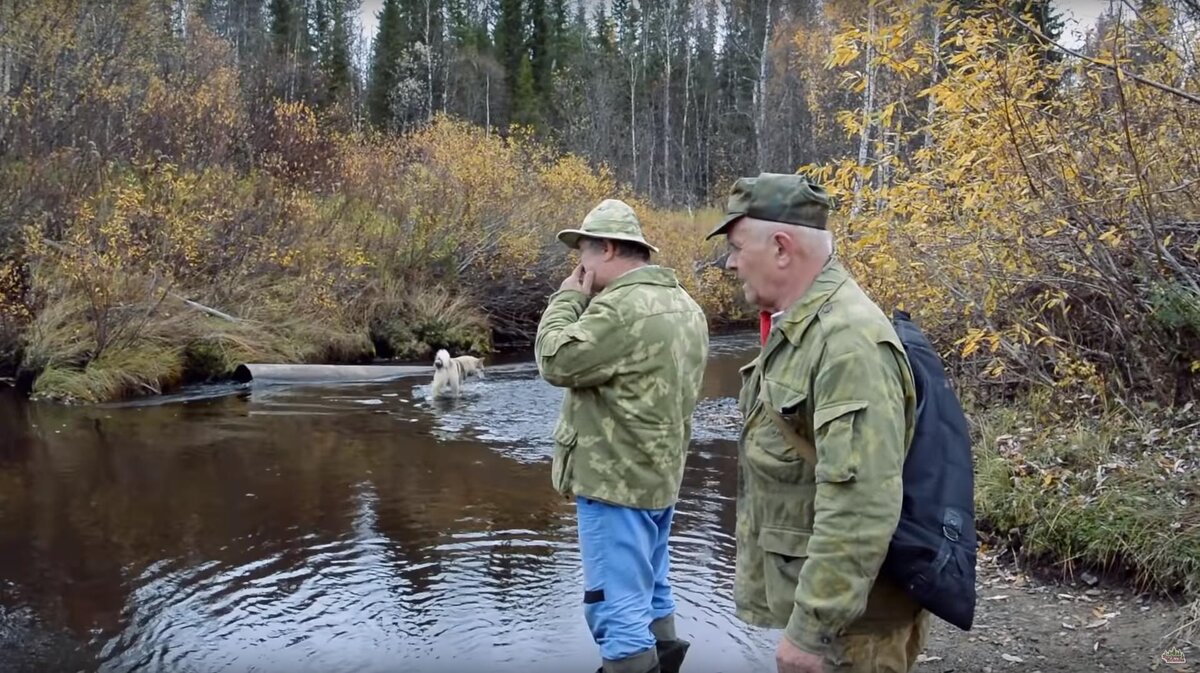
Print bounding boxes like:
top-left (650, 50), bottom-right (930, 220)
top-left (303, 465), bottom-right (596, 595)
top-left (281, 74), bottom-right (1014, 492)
top-left (820, 304), bottom-right (832, 315)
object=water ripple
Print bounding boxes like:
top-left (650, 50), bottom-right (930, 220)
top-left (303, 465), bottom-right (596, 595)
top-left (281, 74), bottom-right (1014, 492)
top-left (94, 489), bottom-right (772, 673)
top-left (415, 376), bottom-right (744, 463)
top-left (4, 331), bottom-right (782, 673)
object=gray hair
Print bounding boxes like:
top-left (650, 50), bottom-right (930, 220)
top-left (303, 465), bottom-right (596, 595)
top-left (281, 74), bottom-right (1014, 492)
top-left (747, 218), bottom-right (834, 260)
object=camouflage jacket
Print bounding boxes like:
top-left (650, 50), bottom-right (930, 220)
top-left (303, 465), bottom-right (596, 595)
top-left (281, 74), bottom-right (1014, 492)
top-left (733, 257), bottom-right (922, 656)
top-left (535, 265), bottom-right (710, 510)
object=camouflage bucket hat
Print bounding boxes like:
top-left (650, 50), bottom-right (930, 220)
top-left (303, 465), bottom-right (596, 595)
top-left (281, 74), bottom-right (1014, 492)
top-left (557, 198), bottom-right (660, 253)
top-left (705, 172), bottom-right (832, 240)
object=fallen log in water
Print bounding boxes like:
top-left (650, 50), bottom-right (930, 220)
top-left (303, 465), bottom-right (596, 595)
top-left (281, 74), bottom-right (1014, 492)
top-left (233, 363), bottom-right (430, 385)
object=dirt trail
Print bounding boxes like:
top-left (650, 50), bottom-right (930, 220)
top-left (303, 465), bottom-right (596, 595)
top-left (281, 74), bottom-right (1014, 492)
top-left (921, 546), bottom-right (1197, 672)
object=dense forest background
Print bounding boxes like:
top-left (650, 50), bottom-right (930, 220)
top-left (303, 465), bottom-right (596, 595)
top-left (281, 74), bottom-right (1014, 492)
top-left (137, 0), bottom-right (1069, 209)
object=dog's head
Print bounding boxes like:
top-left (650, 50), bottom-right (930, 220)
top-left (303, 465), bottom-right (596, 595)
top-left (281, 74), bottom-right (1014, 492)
top-left (434, 349), bottom-right (451, 369)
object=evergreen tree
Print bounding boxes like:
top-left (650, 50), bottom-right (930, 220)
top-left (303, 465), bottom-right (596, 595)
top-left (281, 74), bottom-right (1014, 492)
top-left (1014, 0), bottom-right (1065, 66)
top-left (322, 0), bottom-right (355, 106)
top-left (229, 0), bottom-right (267, 66)
top-left (529, 0), bottom-right (552, 99)
top-left (446, 0), bottom-right (474, 46)
top-left (512, 55), bottom-right (541, 127)
top-left (312, 0), bottom-right (331, 52)
top-left (368, 0), bottom-right (406, 128)
top-left (268, 0), bottom-right (315, 101)
top-left (268, 0), bottom-right (305, 56)
top-left (594, 4), bottom-right (615, 55)
top-left (495, 0), bottom-right (528, 128)
top-left (549, 0), bottom-right (571, 71)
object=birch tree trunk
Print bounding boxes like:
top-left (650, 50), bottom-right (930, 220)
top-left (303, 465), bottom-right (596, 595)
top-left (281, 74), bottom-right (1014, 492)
top-left (425, 0), bottom-right (433, 121)
top-left (925, 2), bottom-right (941, 149)
top-left (663, 1), bottom-right (672, 202)
top-left (682, 28), bottom-right (691, 207)
top-left (442, 2), bottom-right (449, 115)
top-left (755, 0), bottom-right (773, 172)
top-left (875, 130), bottom-right (888, 212)
top-left (851, 0), bottom-right (877, 219)
top-left (629, 54), bottom-right (637, 191)
top-left (1, 2), bottom-right (10, 101)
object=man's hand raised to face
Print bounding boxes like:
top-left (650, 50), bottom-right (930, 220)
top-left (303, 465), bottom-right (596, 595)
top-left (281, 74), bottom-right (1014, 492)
top-left (560, 263), bottom-right (595, 297)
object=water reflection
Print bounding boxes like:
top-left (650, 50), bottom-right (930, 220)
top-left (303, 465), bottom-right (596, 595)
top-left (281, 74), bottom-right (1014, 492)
top-left (0, 332), bottom-right (775, 673)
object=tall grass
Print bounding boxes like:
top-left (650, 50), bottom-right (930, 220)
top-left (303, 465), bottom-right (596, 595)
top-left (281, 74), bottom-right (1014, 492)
top-left (363, 280), bottom-right (492, 360)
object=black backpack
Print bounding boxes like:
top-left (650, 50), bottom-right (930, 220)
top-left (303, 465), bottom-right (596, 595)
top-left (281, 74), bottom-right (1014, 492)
top-left (880, 309), bottom-right (977, 631)
top-left (761, 309), bottom-right (978, 631)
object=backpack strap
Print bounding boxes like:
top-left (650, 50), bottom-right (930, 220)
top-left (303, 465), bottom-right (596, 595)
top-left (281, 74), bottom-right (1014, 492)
top-left (757, 363), bottom-right (818, 465)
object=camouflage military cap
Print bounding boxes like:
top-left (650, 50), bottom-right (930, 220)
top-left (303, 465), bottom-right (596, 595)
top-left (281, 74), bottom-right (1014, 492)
top-left (705, 172), bottom-right (831, 240)
top-left (557, 199), bottom-right (660, 253)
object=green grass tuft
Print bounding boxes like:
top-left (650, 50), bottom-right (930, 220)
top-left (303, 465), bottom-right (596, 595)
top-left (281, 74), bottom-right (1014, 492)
top-left (366, 281), bottom-right (491, 360)
top-left (33, 341), bottom-right (185, 403)
top-left (973, 402), bottom-right (1200, 597)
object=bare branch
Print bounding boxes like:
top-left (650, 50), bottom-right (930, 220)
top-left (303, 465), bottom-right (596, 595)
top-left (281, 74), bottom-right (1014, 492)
top-left (1111, 12), bottom-right (1165, 272)
top-left (1006, 9), bottom-right (1200, 106)
top-left (172, 294), bottom-right (242, 323)
top-left (1119, 0), bottom-right (1195, 69)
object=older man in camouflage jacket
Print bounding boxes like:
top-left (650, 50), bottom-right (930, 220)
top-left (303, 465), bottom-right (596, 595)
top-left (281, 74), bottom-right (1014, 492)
top-left (705, 173), bottom-right (928, 673)
top-left (536, 199), bottom-right (710, 673)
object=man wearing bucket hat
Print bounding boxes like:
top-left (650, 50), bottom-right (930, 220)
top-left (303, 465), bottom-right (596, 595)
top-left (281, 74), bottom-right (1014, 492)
top-left (706, 173), bottom-right (927, 673)
top-left (536, 199), bottom-right (710, 673)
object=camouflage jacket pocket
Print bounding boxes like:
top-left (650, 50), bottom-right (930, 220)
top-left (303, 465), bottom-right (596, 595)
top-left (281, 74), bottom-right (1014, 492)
top-left (737, 359), bottom-right (759, 419)
top-left (758, 525), bottom-right (811, 621)
top-left (812, 400), bottom-right (868, 484)
top-left (551, 423), bottom-right (578, 496)
top-left (756, 379), bottom-right (813, 464)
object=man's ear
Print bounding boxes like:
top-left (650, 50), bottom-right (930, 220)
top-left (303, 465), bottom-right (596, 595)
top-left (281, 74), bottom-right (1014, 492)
top-left (771, 230), bottom-right (794, 263)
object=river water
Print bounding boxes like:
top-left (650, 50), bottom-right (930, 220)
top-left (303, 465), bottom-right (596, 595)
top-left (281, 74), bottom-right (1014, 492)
top-left (0, 332), bottom-right (780, 673)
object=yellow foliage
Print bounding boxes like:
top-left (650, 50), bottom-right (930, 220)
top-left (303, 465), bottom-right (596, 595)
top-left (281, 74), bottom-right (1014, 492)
top-left (812, 0), bottom-right (1200, 402)
top-left (0, 260), bottom-right (30, 324)
top-left (8, 108), bottom-right (741, 401)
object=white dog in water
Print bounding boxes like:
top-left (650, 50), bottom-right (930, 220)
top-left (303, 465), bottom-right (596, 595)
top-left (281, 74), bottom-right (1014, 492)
top-left (431, 349), bottom-right (485, 399)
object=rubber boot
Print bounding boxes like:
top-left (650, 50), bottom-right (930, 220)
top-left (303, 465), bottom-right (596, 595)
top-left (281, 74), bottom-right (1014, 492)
top-left (593, 664), bottom-right (660, 673)
top-left (650, 615), bottom-right (689, 673)
top-left (654, 640), bottom-right (689, 673)
top-left (595, 646), bottom-right (660, 673)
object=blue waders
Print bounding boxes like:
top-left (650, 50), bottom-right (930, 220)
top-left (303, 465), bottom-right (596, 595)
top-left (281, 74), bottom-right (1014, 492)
top-left (576, 496), bottom-right (691, 673)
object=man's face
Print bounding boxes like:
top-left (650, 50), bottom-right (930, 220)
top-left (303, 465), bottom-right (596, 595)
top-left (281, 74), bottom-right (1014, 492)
top-left (578, 238), bottom-right (612, 288)
top-left (724, 218), bottom-right (777, 310)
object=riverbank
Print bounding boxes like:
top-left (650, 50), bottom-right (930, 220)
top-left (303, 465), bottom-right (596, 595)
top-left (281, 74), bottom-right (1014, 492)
top-left (970, 399), bottom-right (1200, 643)
top-left (923, 539), bottom-right (1197, 672)
top-left (0, 114), bottom-right (748, 404)
top-left (8, 281), bottom-right (492, 404)
top-left (5, 289), bottom-right (754, 404)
